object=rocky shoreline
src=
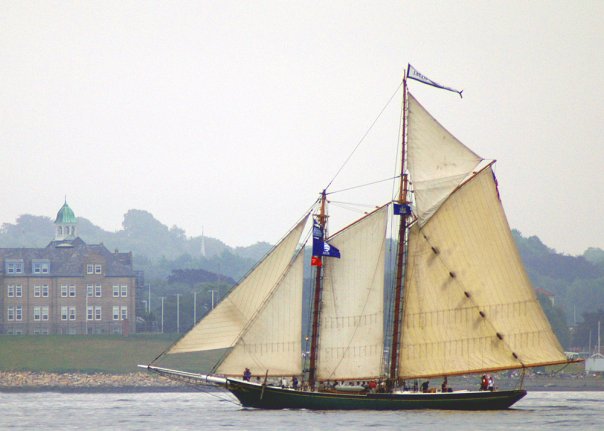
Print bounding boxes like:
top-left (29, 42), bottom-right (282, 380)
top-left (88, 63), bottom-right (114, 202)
top-left (0, 371), bottom-right (215, 392)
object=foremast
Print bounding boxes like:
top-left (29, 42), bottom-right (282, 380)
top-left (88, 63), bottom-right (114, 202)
top-left (389, 75), bottom-right (410, 385)
top-left (308, 190), bottom-right (327, 390)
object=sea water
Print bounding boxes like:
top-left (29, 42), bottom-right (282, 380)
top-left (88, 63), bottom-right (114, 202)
top-left (0, 390), bottom-right (602, 430)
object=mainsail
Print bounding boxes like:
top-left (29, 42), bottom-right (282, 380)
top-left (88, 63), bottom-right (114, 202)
top-left (166, 216), bottom-right (308, 355)
top-left (398, 105), bottom-right (567, 378)
top-left (317, 205), bottom-right (388, 380)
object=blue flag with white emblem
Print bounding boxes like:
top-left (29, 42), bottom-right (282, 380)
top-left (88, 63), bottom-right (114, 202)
top-left (312, 219), bottom-right (341, 258)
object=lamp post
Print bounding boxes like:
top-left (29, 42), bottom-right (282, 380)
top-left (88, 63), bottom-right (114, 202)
top-left (210, 289), bottom-right (217, 310)
top-left (160, 296), bottom-right (164, 334)
top-left (176, 293), bottom-right (181, 333)
top-left (193, 291), bottom-right (197, 323)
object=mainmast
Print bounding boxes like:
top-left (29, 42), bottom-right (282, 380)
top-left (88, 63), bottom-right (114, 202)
top-left (308, 190), bottom-right (327, 390)
top-left (389, 76), bottom-right (409, 383)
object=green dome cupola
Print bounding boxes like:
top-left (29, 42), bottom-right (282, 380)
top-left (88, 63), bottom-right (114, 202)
top-left (54, 200), bottom-right (78, 241)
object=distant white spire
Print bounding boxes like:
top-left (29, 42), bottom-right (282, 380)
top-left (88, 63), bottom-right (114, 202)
top-left (201, 226), bottom-right (207, 258)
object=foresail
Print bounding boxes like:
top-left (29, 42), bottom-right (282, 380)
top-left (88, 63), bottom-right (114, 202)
top-left (216, 251), bottom-right (304, 376)
top-left (317, 205), bottom-right (388, 381)
top-left (407, 93), bottom-right (483, 226)
top-left (398, 168), bottom-right (567, 379)
top-left (166, 215), bottom-right (308, 354)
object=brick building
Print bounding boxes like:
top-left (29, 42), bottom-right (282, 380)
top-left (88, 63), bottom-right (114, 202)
top-left (0, 201), bottom-right (137, 335)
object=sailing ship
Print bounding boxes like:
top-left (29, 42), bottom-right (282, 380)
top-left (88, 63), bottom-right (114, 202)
top-left (142, 65), bottom-right (575, 410)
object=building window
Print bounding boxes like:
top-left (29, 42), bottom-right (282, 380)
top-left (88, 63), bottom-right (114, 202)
top-left (87, 264), bottom-right (94, 274)
top-left (16, 305), bottom-right (22, 321)
top-left (113, 286), bottom-right (119, 297)
top-left (42, 306), bottom-right (49, 321)
top-left (69, 286), bottom-right (76, 297)
top-left (121, 286), bottom-right (128, 297)
top-left (121, 306), bottom-right (128, 321)
top-left (87, 285), bottom-right (94, 297)
top-left (95, 264), bottom-right (102, 274)
top-left (34, 306), bottom-right (41, 321)
top-left (95, 306), bottom-right (102, 320)
top-left (87, 306), bottom-right (94, 321)
top-left (61, 306), bottom-right (68, 320)
top-left (69, 307), bottom-right (76, 321)
top-left (61, 285), bottom-right (68, 297)
top-left (34, 286), bottom-right (41, 297)
top-left (6, 260), bottom-right (24, 274)
top-left (95, 284), bottom-right (102, 297)
top-left (42, 285), bottom-right (49, 297)
top-left (7, 285), bottom-right (14, 297)
top-left (15, 285), bottom-right (22, 298)
top-left (32, 260), bottom-right (50, 274)
top-left (113, 306), bottom-right (120, 320)
top-left (7, 306), bottom-right (14, 321)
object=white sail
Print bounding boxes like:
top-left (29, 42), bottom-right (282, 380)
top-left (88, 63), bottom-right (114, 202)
top-left (317, 206), bottom-right (388, 381)
top-left (407, 93), bottom-right (483, 226)
top-left (217, 251), bottom-right (304, 376)
top-left (166, 216), bottom-right (308, 354)
top-left (398, 167), bottom-right (567, 379)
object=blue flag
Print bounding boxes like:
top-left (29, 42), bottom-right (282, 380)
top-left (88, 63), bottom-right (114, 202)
top-left (312, 219), bottom-right (340, 259)
top-left (393, 203), bottom-right (412, 216)
top-left (313, 238), bottom-right (341, 258)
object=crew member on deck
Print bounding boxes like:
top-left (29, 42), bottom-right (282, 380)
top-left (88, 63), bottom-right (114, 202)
top-left (243, 368), bottom-right (252, 381)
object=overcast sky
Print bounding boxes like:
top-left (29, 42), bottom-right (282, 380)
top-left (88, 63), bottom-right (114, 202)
top-left (1, 1), bottom-right (603, 255)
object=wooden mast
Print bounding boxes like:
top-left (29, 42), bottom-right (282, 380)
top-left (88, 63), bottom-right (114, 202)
top-left (389, 76), bottom-right (409, 383)
top-left (308, 190), bottom-right (327, 390)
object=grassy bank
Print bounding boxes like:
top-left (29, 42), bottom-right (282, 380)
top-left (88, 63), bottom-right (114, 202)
top-left (0, 334), bottom-right (215, 374)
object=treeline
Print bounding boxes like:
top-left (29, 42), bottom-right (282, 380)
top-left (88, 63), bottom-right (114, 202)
top-left (2, 212), bottom-right (604, 350)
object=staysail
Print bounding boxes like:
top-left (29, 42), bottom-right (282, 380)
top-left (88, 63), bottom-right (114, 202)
top-left (165, 216), bottom-right (308, 354)
top-left (398, 166), bottom-right (568, 379)
top-left (406, 93), bottom-right (483, 226)
top-left (317, 205), bottom-right (388, 380)
top-left (217, 250), bottom-right (305, 376)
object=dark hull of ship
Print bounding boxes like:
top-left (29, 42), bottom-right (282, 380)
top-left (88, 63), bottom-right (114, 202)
top-left (226, 379), bottom-right (527, 410)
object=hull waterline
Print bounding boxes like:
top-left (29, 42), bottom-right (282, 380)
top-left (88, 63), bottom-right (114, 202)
top-left (226, 379), bottom-right (527, 410)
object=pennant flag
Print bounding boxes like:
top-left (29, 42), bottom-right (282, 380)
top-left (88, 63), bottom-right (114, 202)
top-left (393, 203), bottom-right (412, 216)
top-left (311, 256), bottom-right (322, 267)
top-left (407, 64), bottom-right (463, 98)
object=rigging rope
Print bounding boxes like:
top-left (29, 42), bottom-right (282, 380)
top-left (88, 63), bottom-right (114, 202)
top-left (324, 81), bottom-right (403, 191)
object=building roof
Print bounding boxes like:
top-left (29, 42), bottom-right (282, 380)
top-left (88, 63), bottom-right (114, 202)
top-left (54, 201), bottom-right (77, 224)
top-left (0, 238), bottom-right (134, 277)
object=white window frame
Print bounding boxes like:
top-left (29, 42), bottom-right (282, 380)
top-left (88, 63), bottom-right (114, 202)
top-left (121, 285), bottom-right (128, 297)
top-left (33, 261), bottom-right (50, 274)
top-left (121, 306), bottom-right (128, 321)
top-left (87, 306), bottom-right (94, 321)
top-left (61, 285), bottom-right (68, 297)
top-left (34, 306), bottom-right (41, 321)
top-left (95, 306), bottom-right (102, 320)
top-left (95, 284), bottom-right (102, 297)
top-left (41, 306), bottom-right (49, 321)
top-left (68, 306), bottom-right (76, 321)
top-left (7, 306), bottom-right (14, 321)
top-left (87, 285), bottom-right (94, 297)
top-left (69, 286), bottom-right (76, 297)
top-left (61, 306), bottom-right (68, 320)
top-left (42, 285), bottom-right (49, 297)
top-left (95, 264), bottom-right (102, 274)
top-left (113, 306), bottom-right (120, 320)
top-left (16, 305), bottom-right (22, 321)
top-left (34, 285), bottom-right (41, 297)
top-left (87, 264), bottom-right (94, 274)
top-left (15, 285), bottom-right (22, 298)
top-left (7, 285), bottom-right (14, 298)
top-left (113, 286), bottom-right (119, 297)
